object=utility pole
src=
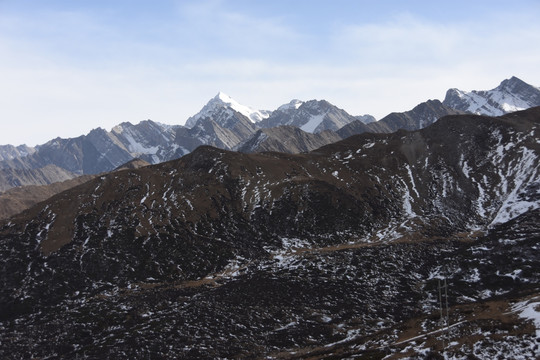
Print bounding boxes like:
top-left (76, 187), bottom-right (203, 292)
top-left (445, 277), bottom-right (449, 321)
top-left (438, 279), bottom-right (444, 350)
top-left (438, 277), bottom-right (449, 351)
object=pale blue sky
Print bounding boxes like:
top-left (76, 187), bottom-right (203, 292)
top-left (1, 0), bottom-right (540, 145)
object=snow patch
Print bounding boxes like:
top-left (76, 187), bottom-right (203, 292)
top-left (490, 148), bottom-right (539, 226)
top-left (512, 297), bottom-right (540, 337)
top-left (300, 114), bottom-right (325, 133)
top-left (277, 99), bottom-right (303, 111)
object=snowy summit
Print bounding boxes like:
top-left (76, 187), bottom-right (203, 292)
top-left (277, 99), bottom-right (304, 111)
top-left (185, 92), bottom-right (271, 128)
top-left (443, 76), bottom-right (540, 117)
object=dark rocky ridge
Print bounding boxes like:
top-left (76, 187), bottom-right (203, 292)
top-left (338, 99), bottom-right (465, 138)
top-left (0, 108), bottom-right (539, 358)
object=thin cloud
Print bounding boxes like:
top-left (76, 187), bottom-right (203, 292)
top-left (1, 2), bottom-right (540, 145)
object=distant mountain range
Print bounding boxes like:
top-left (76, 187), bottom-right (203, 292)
top-left (0, 76), bottom-right (539, 193)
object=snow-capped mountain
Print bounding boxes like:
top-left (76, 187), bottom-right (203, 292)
top-left (259, 99), bottom-right (358, 133)
top-left (0, 120), bottom-right (188, 191)
top-left (110, 120), bottom-right (185, 164)
top-left (1, 77), bottom-right (539, 194)
top-left (184, 92), bottom-right (271, 128)
top-left (276, 99), bottom-right (303, 111)
top-left (1, 108), bottom-right (539, 358)
top-left (443, 76), bottom-right (540, 116)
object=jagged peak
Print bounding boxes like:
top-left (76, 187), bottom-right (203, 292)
top-left (497, 76), bottom-right (529, 91)
top-left (210, 91), bottom-right (236, 106)
top-left (111, 119), bottom-right (162, 134)
top-left (277, 99), bottom-right (304, 111)
top-left (412, 99), bottom-right (444, 110)
top-left (185, 92), bottom-right (270, 128)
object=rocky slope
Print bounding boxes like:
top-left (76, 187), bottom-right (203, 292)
top-left (0, 159), bottom-right (149, 221)
top-left (443, 76), bottom-right (540, 116)
top-left (0, 144), bottom-right (35, 162)
top-left (338, 100), bottom-right (464, 138)
top-left (178, 111), bottom-right (258, 151)
top-left (0, 174), bottom-right (96, 220)
top-left (371, 99), bottom-right (465, 132)
top-left (0, 164), bottom-right (77, 192)
top-left (0, 108), bottom-right (539, 358)
top-left (113, 158), bottom-right (151, 171)
top-left (236, 126), bottom-right (342, 154)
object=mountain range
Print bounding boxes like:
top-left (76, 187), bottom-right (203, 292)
top-left (1, 76), bottom-right (539, 195)
top-left (443, 76), bottom-right (540, 116)
top-left (0, 105), bottom-right (539, 358)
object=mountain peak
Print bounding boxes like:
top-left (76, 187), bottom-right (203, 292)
top-left (497, 76), bottom-right (529, 92)
top-left (442, 77), bottom-right (540, 116)
top-left (185, 92), bottom-right (270, 128)
top-left (277, 99), bottom-right (304, 111)
top-left (213, 91), bottom-right (234, 103)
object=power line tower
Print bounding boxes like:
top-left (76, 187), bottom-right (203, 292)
top-left (438, 277), bottom-right (449, 350)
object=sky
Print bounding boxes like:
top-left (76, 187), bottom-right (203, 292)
top-left (1, 0), bottom-right (540, 146)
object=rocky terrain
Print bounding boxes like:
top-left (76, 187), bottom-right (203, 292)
top-left (0, 107), bottom-right (538, 358)
top-left (0, 159), bottom-right (149, 221)
top-left (236, 126), bottom-right (342, 154)
top-left (0, 174), bottom-right (96, 221)
top-left (0, 164), bottom-right (77, 193)
top-left (338, 100), bottom-right (465, 138)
